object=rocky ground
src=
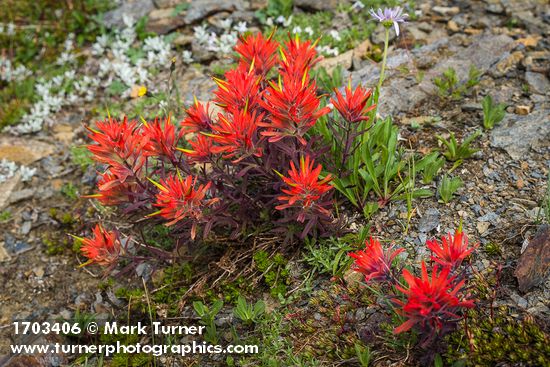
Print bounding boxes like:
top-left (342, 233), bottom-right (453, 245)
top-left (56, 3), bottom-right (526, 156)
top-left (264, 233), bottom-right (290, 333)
top-left (0, 0), bottom-right (549, 366)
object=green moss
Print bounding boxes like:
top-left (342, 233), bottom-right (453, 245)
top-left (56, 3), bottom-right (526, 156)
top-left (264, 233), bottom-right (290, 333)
top-left (150, 263), bottom-right (193, 316)
top-left (254, 250), bottom-right (290, 298)
top-left (446, 309), bottom-right (550, 366)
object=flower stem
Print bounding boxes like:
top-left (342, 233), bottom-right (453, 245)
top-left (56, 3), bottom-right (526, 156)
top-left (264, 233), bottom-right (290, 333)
top-left (377, 27), bottom-right (390, 95)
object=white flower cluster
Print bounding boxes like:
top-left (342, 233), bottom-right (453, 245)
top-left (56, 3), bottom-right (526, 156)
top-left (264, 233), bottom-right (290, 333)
top-left (7, 14), bottom-right (177, 134)
top-left (0, 22), bottom-right (16, 36)
top-left (317, 45), bottom-right (340, 57)
top-left (0, 57), bottom-right (32, 82)
top-left (291, 26), bottom-right (314, 37)
top-left (94, 15), bottom-right (170, 92)
top-left (193, 20), bottom-right (248, 55)
top-left (0, 159), bottom-right (36, 183)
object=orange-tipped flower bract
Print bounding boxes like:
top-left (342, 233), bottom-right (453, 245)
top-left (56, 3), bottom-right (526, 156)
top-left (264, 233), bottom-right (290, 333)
top-left (78, 224), bottom-right (122, 266)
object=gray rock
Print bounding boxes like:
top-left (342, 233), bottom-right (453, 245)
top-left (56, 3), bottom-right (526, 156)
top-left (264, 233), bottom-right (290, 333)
top-left (184, 0), bottom-right (245, 24)
top-left (510, 292), bottom-right (529, 309)
top-left (491, 108), bottom-right (550, 159)
top-left (9, 188), bottom-right (35, 204)
top-left (178, 68), bottom-right (217, 104)
top-left (432, 6), bottom-right (460, 16)
top-left (103, 0), bottom-right (155, 29)
top-left (525, 71), bottom-right (550, 95)
top-left (20, 221), bottom-right (32, 236)
top-left (147, 8), bottom-right (186, 34)
top-left (0, 173), bottom-right (21, 211)
top-left (478, 211), bottom-right (499, 224)
top-left (418, 208), bottom-right (440, 233)
top-left (295, 0), bottom-right (339, 11)
top-left (351, 34), bottom-right (515, 117)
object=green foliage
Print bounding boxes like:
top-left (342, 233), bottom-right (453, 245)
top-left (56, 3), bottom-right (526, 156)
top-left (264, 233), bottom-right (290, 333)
top-left (253, 250), bottom-right (290, 297)
top-left (1, 0), bottom-right (113, 129)
top-left (433, 65), bottom-right (481, 100)
top-left (61, 182), bottom-right (79, 200)
top-left (70, 146), bottom-right (94, 172)
top-left (481, 95), bottom-right (506, 129)
top-left (437, 130), bottom-right (481, 162)
top-left (416, 152), bottom-right (445, 184)
top-left (233, 295), bottom-right (266, 325)
top-left (142, 224), bottom-right (174, 250)
top-left (355, 342), bottom-right (372, 367)
top-left (0, 77), bottom-right (35, 130)
top-left (326, 116), bottom-right (432, 218)
top-left (0, 210), bottom-right (12, 222)
top-left (256, 0), bottom-right (294, 22)
top-left (100, 325), bottom-right (152, 366)
top-left (193, 299), bottom-right (224, 344)
top-left (447, 309), bottom-right (550, 366)
top-left (438, 175), bottom-right (463, 203)
top-left (151, 263), bottom-right (192, 316)
top-left (313, 66), bottom-right (344, 94)
top-left (172, 3), bottom-right (190, 16)
top-left (303, 236), bottom-right (354, 277)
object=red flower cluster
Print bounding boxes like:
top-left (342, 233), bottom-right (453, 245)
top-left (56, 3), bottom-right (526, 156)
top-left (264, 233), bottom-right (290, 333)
top-left (426, 228), bottom-right (476, 269)
top-left (209, 110), bottom-right (264, 163)
top-left (350, 237), bottom-right (404, 282)
top-left (234, 32), bottom-right (279, 77)
top-left (142, 116), bottom-right (178, 160)
top-left (73, 224), bottom-right (122, 266)
top-left (331, 84), bottom-right (375, 124)
top-left (349, 228), bottom-right (477, 341)
top-left (260, 73), bottom-right (330, 145)
top-left (394, 262), bottom-right (475, 334)
top-left (150, 174), bottom-right (216, 238)
top-left (276, 156), bottom-right (333, 222)
top-left (83, 30), bottom-right (349, 267)
top-left (87, 117), bottom-right (149, 182)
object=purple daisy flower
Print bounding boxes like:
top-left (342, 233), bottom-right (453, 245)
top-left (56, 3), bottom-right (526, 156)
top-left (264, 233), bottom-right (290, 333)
top-left (369, 7), bottom-right (409, 36)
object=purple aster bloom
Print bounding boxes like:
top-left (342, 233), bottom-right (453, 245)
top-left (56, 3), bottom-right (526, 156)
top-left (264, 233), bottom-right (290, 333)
top-left (369, 7), bottom-right (409, 36)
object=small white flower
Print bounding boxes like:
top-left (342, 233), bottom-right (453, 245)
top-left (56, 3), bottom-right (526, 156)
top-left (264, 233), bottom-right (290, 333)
top-left (352, 1), bottom-right (365, 11)
top-left (122, 14), bottom-right (135, 28)
top-left (329, 30), bottom-right (341, 41)
top-left (19, 166), bottom-right (37, 182)
top-left (304, 26), bottom-right (314, 36)
top-left (292, 26), bottom-right (302, 34)
top-left (219, 18), bottom-right (232, 30)
top-left (266, 17), bottom-right (274, 27)
top-left (7, 22), bottom-right (15, 36)
top-left (233, 21), bottom-right (248, 33)
top-left (182, 50), bottom-right (193, 64)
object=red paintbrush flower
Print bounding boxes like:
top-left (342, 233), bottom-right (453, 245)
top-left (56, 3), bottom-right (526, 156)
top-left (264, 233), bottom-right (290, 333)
top-left (260, 72), bottom-right (330, 145)
top-left (150, 173), bottom-right (217, 239)
top-left (209, 109), bottom-right (263, 163)
top-left (142, 116), bottom-right (178, 159)
top-left (426, 228), bottom-right (477, 269)
top-left (349, 237), bottom-right (404, 283)
top-left (213, 63), bottom-right (262, 111)
top-left (394, 262), bottom-right (475, 334)
top-left (87, 117), bottom-right (149, 182)
top-left (276, 156), bottom-right (333, 222)
top-left (84, 171), bottom-right (139, 206)
top-left (234, 31), bottom-right (279, 77)
top-left (280, 35), bottom-right (321, 79)
top-left (331, 84), bottom-right (376, 124)
top-left (178, 134), bottom-right (213, 164)
top-left (72, 224), bottom-right (122, 266)
top-left (181, 99), bottom-right (214, 133)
